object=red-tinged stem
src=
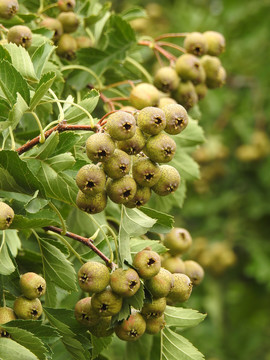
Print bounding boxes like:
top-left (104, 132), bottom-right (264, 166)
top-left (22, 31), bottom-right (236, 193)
top-left (103, 80), bottom-right (135, 90)
top-left (107, 97), bottom-right (129, 102)
top-left (154, 32), bottom-right (188, 41)
top-left (99, 92), bottom-right (115, 111)
top-left (44, 225), bottom-right (114, 268)
top-left (154, 48), bottom-right (164, 67)
top-left (138, 40), bottom-right (176, 61)
top-left (158, 41), bottom-right (186, 53)
top-left (98, 110), bottom-right (118, 126)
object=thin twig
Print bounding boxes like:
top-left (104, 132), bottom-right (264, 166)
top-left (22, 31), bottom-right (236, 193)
top-left (158, 41), bottom-right (186, 53)
top-left (154, 32), bottom-right (188, 41)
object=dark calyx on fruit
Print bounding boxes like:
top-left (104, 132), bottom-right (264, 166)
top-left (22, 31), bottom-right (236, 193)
top-left (164, 227), bottom-right (192, 255)
top-left (86, 133), bottom-right (115, 163)
top-left (154, 66), bottom-right (179, 93)
top-left (115, 311), bottom-right (146, 342)
top-left (106, 175), bottom-right (137, 204)
top-left (56, 34), bottom-right (77, 60)
top-left (110, 268), bottom-right (140, 297)
top-left (76, 191), bottom-right (107, 214)
top-left (91, 288), bottom-right (123, 317)
top-left (19, 272), bottom-right (46, 299)
top-left (163, 103), bottom-right (189, 135)
top-left (106, 111), bottom-right (136, 141)
top-left (0, 0), bottom-right (18, 19)
top-left (137, 107), bottom-right (166, 135)
top-left (74, 297), bottom-right (100, 327)
top-left (77, 261), bottom-right (110, 293)
top-left (40, 18), bottom-right (63, 42)
top-left (184, 32), bottom-right (208, 56)
top-left (0, 202), bottom-right (14, 230)
top-left (103, 149), bottom-right (131, 179)
top-left (132, 157), bottom-right (161, 187)
top-left (125, 186), bottom-right (151, 208)
top-left (7, 25), bottom-right (32, 48)
top-left (152, 165), bottom-right (180, 196)
top-left (76, 164), bottom-right (106, 195)
top-left (133, 249), bottom-right (161, 279)
top-left (13, 297), bottom-right (42, 320)
top-left (145, 133), bottom-right (176, 163)
top-left (57, 12), bottom-right (79, 33)
top-left (117, 128), bottom-right (146, 155)
top-left (58, 0), bottom-right (76, 12)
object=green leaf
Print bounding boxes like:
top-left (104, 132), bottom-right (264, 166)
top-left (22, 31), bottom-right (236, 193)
top-left (125, 281), bottom-right (145, 310)
top-left (39, 238), bottom-right (77, 292)
top-left (140, 207), bottom-right (174, 233)
top-left (175, 119), bottom-right (205, 148)
top-left (0, 60), bottom-right (30, 105)
top-left (46, 153), bottom-right (76, 172)
top-left (30, 72), bottom-right (56, 110)
top-left (0, 45), bottom-right (12, 62)
top-left (121, 7), bottom-right (147, 21)
top-left (4, 230), bottom-right (21, 257)
top-left (0, 234), bottom-right (15, 275)
top-left (164, 306), bottom-right (206, 329)
top-left (91, 335), bottom-right (113, 359)
top-left (171, 152), bottom-right (200, 181)
top-left (33, 131), bottom-right (59, 160)
top-left (161, 327), bottom-right (205, 360)
top-left (65, 90), bottom-right (100, 123)
top-left (31, 42), bottom-right (56, 78)
top-left (130, 239), bottom-right (167, 255)
top-left (84, 2), bottom-right (111, 26)
top-left (0, 338), bottom-right (39, 360)
top-left (125, 334), bottom-right (153, 360)
top-left (11, 209), bottom-right (60, 229)
top-left (8, 93), bottom-right (29, 130)
top-left (53, 132), bottom-right (81, 155)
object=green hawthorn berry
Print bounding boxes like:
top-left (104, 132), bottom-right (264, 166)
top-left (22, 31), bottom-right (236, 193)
top-left (145, 268), bottom-right (173, 298)
top-left (13, 296), bottom-right (42, 320)
top-left (91, 287), bottom-right (123, 317)
top-left (164, 228), bottom-right (192, 255)
top-left (106, 175), bottom-right (137, 204)
top-left (125, 186), bottom-right (151, 208)
top-left (74, 297), bottom-right (100, 327)
top-left (145, 133), bottom-right (176, 163)
top-left (141, 297), bottom-right (166, 319)
top-left (115, 311), bottom-right (146, 342)
top-left (175, 54), bottom-right (205, 84)
top-left (58, 0), bottom-right (76, 12)
top-left (203, 31), bottom-right (225, 56)
top-left (76, 36), bottom-right (92, 49)
top-left (195, 82), bottom-right (208, 100)
top-left (57, 12), bottom-right (79, 33)
top-left (154, 66), bottom-right (180, 93)
top-left (89, 316), bottom-right (114, 337)
top-left (40, 17), bottom-right (63, 42)
top-left (184, 32), bottom-right (208, 56)
top-left (132, 157), bottom-right (161, 187)
top-left (130, 83), bottom-right (160, 110)
top-left (103, 149), bottom-right (130, 179)
top-left (206, 66), bottom-right (226, 88)
top-left (117, 127), bottom-right (146, 155)
top-left (163, 103), bottom-right (188, 135)
top-left (86, 132), bottom-right (115, 163)
top-left (137, 107), bottom-right (166, 135)
top-left (106, 111), bottom-right (136, 141)
top-left (145, 314), bottom-right (165, 334)
top-left (201, 55), bottom-right (221, 79)
top-left (7, 25), bottom-right (32, 48)
top-left (0, 0), bottom-right (18, 19)
top-left (133, 249), bottom-right (161, 279)
top-left (56, 34), bottom-right (77, 60)
top-left (184, 260), bottom-right (204, 285)
top-left (162, 256), bottom-right (185, 274)
top-left (167, 273), bottom-right (192, 304)
top-left (174, 81), bottom-right (198, 109)
top-left (0, 202), bottom-right (14, 230)
top-left (158, 97), bottom-right (177, 108)
top-left (110, 268), bottom-right (140, 297)
top-left (78, 261), bottom-right (110, 293)
top-left (76, 164), bottom-right (106, 195)
top-left (0, 307), bottom-right (16, 338)
top-left (152, 165), bottom-right (180, 196)
top-left (76, 190), bottom-right (107, 214)
top-left (19, 272), bottom-right (46, 299)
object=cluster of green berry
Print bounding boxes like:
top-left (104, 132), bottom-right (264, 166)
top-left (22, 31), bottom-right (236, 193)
top-left (0, 201), bottom-right (14, 230)
top-left (75, 103), bottom-right (188, 214)
top-left (0, 272), bottom-right (46, 337)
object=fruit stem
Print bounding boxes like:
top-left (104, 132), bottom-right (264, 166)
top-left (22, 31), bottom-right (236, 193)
top-left (102, 80), bottom-right (135, 90)
top-left (101, 224), bottom-right (119, 265)
top-left (158, 41), bottom-right (186, 54)
top-left (48, 201), bottom-right (67, 235)
top-left (8, 127), bottom-right (16, 151)
top-left (61, 65), bottom-right (103, 90)
top-left (49, 89), bottom-right (65, 122)
top-left (30, 112), bottom-right (46, 144)
top-left (138, 40), bottom-right (176, 62)
top-left (154, 32), bottom-right (188, 41)
top-left (125, 56), bottom-right (153, 84)
top-left (38, 3), bottom-right (58, 14)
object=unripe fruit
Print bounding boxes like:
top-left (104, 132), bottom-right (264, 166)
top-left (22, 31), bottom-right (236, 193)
top-left (145, 268), bottom-right (173, 298)
top-left (106, 111), bottom-right (136, 141)
top-left (13, 296), bottom-right (42, 320)
top-left (164, 228), bottom-right (192, 255)
top-left (162, 256), bottom-right (185, 274)
top-left (125, 186), bottom-right (151, 208)
top-left (133, 249), bottom-right (161, 279)
top-left (145, 314), bottom-right (165, 334)
top-left (206, 66), bottom-right (226, 89)
top-left (56, 34), bottom-right (77, 60)
top-left (184, 32), bottom-right (208, 56)
top-left (174, 81), bottom-right (198, 110)
top-left (203, 31), bottom-right (225, 56)
top-left (167, 273), bottom-right (192, 304)
top-left (154, 67), bottom-right (180, 93)
top-left (158, 97), bottom-right (177, 108)
top-left (137, 107), bottom-right (166, 135)
top-left (184, 260), bottom-right (204, 286)
top-left (40, 18), bottom-right (63, 42)
top-left (110, 268), bottom-right (140, 297)
top-left (0, 0), bottom-right (18, 19)
top-left (89, 316), bottom-right (114, 337)
top-left (0, 307), bottom-right (16, 337)
top-left (201, 55), bottom-right (221, 79)
top-left (78, 261), bottom-right (110, 293)
top-left (163, 103), bottom-right (188, 135)
top-left (91, 288), bottom-right (123, 317)
top-left (58, 0), bottom-right (76, 12)
top-left (76, 36), bottom-right (92, 49)
top-left (152, 165), bottom-right (180, 196)
top-left (130, 83), bottom-right (160, 110)
top-left (57, 12), bottom-right (79, 33)
top-left (7, 25), bottom-right (32, 48)
top-left (115, 311), bottom-right (146, 342)
top-left (194, 83), bottom-right (208, 100)
top-left (117, 128), bottom-right (146, 155)
top-left (141, 297), bottom-right (166, 319)
top-left (74, 297), bottom-right (100, 327)
top-left (76, 164), bottom-right (106, 195)
top-left (19, 272), bottom-right (46, 299)
top-left (103, 149), bottom-right (130, 179)
top-left (0, 202), bottom-right (14, 230)
top-left (175, 54), bottom-right (205, 84)
top-left (76, 190), bottom-right (107, 214)
top-left (106, 175), bottom-right (137, 204)
top-left (86, 133), bottom-right (115, 163)
top-left (145, 133), bottom-right (176, 163)
top-left (132, 157), bottom-right (161, 187)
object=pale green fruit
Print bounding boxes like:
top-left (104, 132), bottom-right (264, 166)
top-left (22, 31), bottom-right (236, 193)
top-left (13, 297), bottom-right (42, 320)
top-left (77, 261), bottom-right (110, 293)
top-left (115, 311), bottom-right (146, 342)
top-left (20, 272), bottom-right (46, 299)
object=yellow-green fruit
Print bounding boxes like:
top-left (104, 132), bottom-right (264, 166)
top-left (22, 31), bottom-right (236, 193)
top-left (133, 249), bottom-right (161, 279)
top-left (0, 0), bottom-right (18, 19)
top-left (117, 128), bottom-right (146, 155)
top-left (106, 175), bottom-right (137, 204)
top-left (145, 268), bottom-right (173, 298)
top-left (158, 97), bottom-right (177, 108)
top-left (167, 273), bottom-right (192, 304)
top-left (76, 164), bottom-right (106, 195)
top-left (91, 288), bottom-right (123, 317)
top-left (125, 186), bottom-right (151, 208)
top-left (103, 149), bottom-right (130, 179)
top-left (130, 83), bottom-right (160, 110)
top-left (110, 268), bottom-right (140, 297)
top-left (154, 66), bottom-right (180, 93)
top-left (115, 311), bottom-right (146, 342)
top-left (19, 272), bottom-right (46, 299)
top-left (145, 314), bottom-right (165, 334)
top-left (184, 260), bottom-right (204, 286)
top-left (74, 297), bottom-right (100, 327)
top-left (89, 316), bottom-right (114, 337)
top-left (77, 261), bottom-right (110, 293)
top-left (152, 165), bottom-right (180, 196)
top-left (40, 17), bottom-right (63, 42)
top-left (132, 157), bottom-right (161, 187)
top-left (76, 36), bottom-right (92, 49)
top-left (203, 31), bottom-right (225, 56)
top-left (106, 111), bottom-right (136, 141)
top-left (58, 0), bottom-right (76, 12)
top-left (0, 307), bottom-right (16, 337)
top-left (57, 12), bottom-right (79, 33)
top-left (76, 190), bottom-right (107, 214)
top-left (13, 297), bottom-right (42, 320)
top-left (86, 133), bottom-right (115, 163)
top-left (7, 25), bottom-right (32, 48)
top-left (141, 297), bottom-right (166, 319)
top-left (195, 83), bottom-right (208, 100)
top-left (163, 103), bottom-right (188, 135)
top-left (162, 256), bottom-right (185, 274)
top-left (201, 55), bottom-right (221, 80)
top-left (137, 106), bottom-right (166, 135)
top-left (145, 133), bottom-right (176, 163)
top-left (175, 54), bottom-right (206, 84)
top-left (206, 66), bottom-right (226, 89)
top-left (184, 32), bottom-right (208, 56)
top-left (0, 202), bottom-right (14, 230)
top-left (174, 81), bottom-right (198, 110)
top-left (164, 228), bottom-right (192, 255)
top-left (56, 34), bottom-right (77, 60)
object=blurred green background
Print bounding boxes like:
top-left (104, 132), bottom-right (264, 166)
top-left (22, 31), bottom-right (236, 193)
top-left (112, 1), bottom-right (270, 359)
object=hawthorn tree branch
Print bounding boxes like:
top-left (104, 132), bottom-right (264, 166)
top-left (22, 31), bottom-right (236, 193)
top-left (154, 32), bottom-right (188, 41)
top-left (138, 40), bottom-right (176, 62)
